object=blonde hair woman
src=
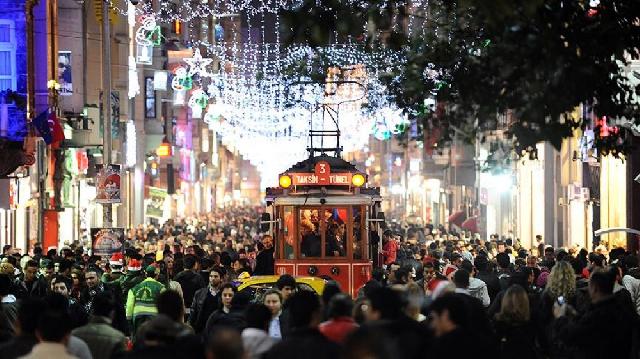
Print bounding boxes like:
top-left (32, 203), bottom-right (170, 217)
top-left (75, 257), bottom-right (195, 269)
top-left (493, 285), bottom-right (536, 359)
top-left (538, 260), bottom-right (579, 357)
top-left (545, 260), bottom-right (576, 301)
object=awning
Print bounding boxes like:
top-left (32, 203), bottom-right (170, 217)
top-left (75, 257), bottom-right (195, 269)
top-left (448, 211), bottom-right (466, 227)
top-left (461, 217), bottom-right (479, 233)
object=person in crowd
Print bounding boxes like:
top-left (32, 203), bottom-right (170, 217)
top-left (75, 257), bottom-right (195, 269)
top-left (621, 255), bottom-right (640, 315)
top-left (459, 260), bottom-right (490, 307)
top-left (204, 284), bottom-right (248, 339)
top-left (253, 235), bottom-right (275, 275)
top-left (380, 230), bottom-right (398, 266)
top-left (19, 310), bottom-right (77, 359)
top-left (429, 293), bottom-right (493, 357)
top-left (70, 268), bottom-right (86, 302)
top-left (126, 265), bottom-right (166, 339)
top-left (80, 267), bottom-right (109, 315)
top-left (50, 275), bottom-right (88, 329)
top-left (495, 253), bottom-right (512, 291)
top-left (174, 254), bottom-right (206, 318)
top-left (241, 303), bottom-right (277, 359)
top-left (318, 293), bottom-right (358, 343)
top-left (300, 222), bottom-right (321, 258)
top-left (0, 273), bottom-right (19, 341)
top-left (17, 260), bottom-right (47, 298)
top-left (206, 329), bottom-right (245, 359)
top-left (0, 297), bottom-right (47, 358)
top-left (492, 285), bottom-right (536, 359)
top-left (264, 290), bottom-right (339, 359)
top-left (71, 292), bottom-right (127, 359)
top-left (190, 266), bottom-right (225, 333)
top-left (552, 269), bottom-right (639, 359)
top-left (474, 255), bottom-right (500, 302)
top-left (133, 290), bottom-right (203, 359)
top-left (360, 287), bottom-right (431, 359)
top-left (42, 293), bottom-right (93, 359)
top-left (263, 289), bottom-right (284, 339)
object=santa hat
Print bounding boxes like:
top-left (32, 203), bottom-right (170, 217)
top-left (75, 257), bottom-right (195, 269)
top-left (110, 252), bottom-right (124, 266)
top-left (127, 259), bottom-right (142, 272)
top-left (443, 264), bottom-right (458, 279)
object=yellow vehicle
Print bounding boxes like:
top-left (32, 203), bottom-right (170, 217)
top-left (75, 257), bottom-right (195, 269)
top-left (234, 274), bottom-right (326, 300)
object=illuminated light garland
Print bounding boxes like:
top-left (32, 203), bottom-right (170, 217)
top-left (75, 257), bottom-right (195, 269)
top-left (171, 67), bottom-right (193, 91)
top-left (188, 89), bottom-right (209, 118)
top-left (135, 16), bottom-right (163, 46)
top-left (128, 56), bottom-right (140, 99)
top-left (184, 49), bottom-right (214, 78)
top-left (106, 0), bottom-right (439, 184)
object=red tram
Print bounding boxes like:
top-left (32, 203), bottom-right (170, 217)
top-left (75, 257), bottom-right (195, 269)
top-left (261, 149), bottom-right (384, 296)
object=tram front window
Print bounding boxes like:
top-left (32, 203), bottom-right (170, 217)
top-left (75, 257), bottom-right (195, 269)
top-left (300, 210), bottom-right (321, 257)
top-left (324, 208), bottom-right (346, 257)
top-left (283, 206), bottom-right (295, 259)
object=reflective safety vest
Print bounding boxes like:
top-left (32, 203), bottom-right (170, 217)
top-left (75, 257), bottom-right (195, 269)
top-left (125, 278), bottom-right (165, 321)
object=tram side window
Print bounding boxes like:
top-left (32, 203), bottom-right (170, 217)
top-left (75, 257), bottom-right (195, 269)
top-left (323, 208), bottom-right (346, 257)
top-left (353, 206), bottom-right (364, 259)
top-left (300, 209), bottom-right (321, 257)
top-left (283, 207), bottom-right (295, 259)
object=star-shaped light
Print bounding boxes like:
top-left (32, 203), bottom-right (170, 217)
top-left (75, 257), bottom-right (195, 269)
top-left (184, 49), bottom-right (213, 78)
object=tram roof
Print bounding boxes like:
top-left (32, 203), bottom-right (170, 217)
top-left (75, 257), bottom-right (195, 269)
top-left (284, 154), bottom-right (359, 174)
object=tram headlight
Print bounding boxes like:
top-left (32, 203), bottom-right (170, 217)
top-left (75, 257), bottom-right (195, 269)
top-left (279, 175), bottom-right (292, 189)
top-left (352, 173), bottom-right (365, 187)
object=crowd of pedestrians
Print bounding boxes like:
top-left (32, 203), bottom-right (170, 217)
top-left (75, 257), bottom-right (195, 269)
top-left (0, 208), bottom-right (638, 359)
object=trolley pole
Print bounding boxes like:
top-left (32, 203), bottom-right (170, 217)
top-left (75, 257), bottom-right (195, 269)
top-left (102, 0), bottom-right (113, 227)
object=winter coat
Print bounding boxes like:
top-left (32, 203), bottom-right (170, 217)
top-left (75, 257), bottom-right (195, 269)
top-left (174, 270), bottom-right (205, 308)
top-left (318, 317), bottom-right (358, 343)
top-left (552, 295), bottom-right (639, 359)
top-left (204, 308), bottom-right (246, 339)
top-left (492, 320), bottom-right (537, 359)
top-left (264, 328), bottom-right (340, 359)
top-left (242, 328), bottom-right (277, 359)
top-left (476, 270), bottom-right (501, 302)
top-left (622, 274), bottom-right (640, 316)
top-left (253, 247), bottom-right (275, 275)
top-left (71, 316), bottom-right (127, 359)
top-left (189, 286), bottom-right (220, 333)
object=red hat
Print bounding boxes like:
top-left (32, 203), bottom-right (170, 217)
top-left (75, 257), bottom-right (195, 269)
top-left (127, 259), bottom-right (142, 272)
top-left (110, 252), bottom-right (124, 266)
top-left (443, 264), bottom-right (458, 278)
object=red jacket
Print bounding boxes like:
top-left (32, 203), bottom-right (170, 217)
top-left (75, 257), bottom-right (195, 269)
top-left (319, 317), bottom-right (359, 343)
top-left (382, 240), bottom-right (399, 265)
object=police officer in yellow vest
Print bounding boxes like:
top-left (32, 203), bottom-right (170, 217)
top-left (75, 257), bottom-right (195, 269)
top-left (126, 264), bottom-right (165, 339)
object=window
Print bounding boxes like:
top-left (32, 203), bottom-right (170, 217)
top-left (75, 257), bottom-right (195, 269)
top-left (299, 209), bottom-right (320, 258)
top-left (145, 77), bottom-right (155, 118)
top-left (298, 207), bottom-right (347, 258)
top-left (0, 20), bottom-right (16, 91)
top-left (282, 206), bottom-right (294, 259)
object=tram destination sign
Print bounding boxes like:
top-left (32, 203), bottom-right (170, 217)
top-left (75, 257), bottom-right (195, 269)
top-left (288, 161), bottom-right (352, 186)
top-left (289, 172), bottom-right (352, 186)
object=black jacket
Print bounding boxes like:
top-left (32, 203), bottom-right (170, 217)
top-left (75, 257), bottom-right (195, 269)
top-left (253, 248), bottom-right (275, 275)
top-left (189, 286), bottom-right (221, 333)
top-left (174, 270), bottom-right (206, 308)
top-left (265, 328), bottom-right (340, 359)
top-left (492, 320), bottom-right (537, 359)
top-left (552, 295), bottom-right (639, 359)
top-left (476, 270), bottom-right (501, 302)
top-left (204, 308), bottom-right (246, 340)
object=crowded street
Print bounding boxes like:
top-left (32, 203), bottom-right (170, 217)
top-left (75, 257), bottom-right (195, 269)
top-left (1, 0), bottom-right (640, 358)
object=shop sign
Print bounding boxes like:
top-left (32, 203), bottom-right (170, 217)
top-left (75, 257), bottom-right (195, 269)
top-left (90, 228), bottom-right (124, 257)
top-left (146, 187), bottom-right (167, 218)
top-left (95, 164), bottom-right (121, 203)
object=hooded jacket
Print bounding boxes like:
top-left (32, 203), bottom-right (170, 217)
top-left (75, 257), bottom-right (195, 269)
top-left (468, 277), bottom-right (490, 307)
top-left (242, 328), bottom-right (277, 359)
top-left (622, 274), bottom-right (640, 316)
